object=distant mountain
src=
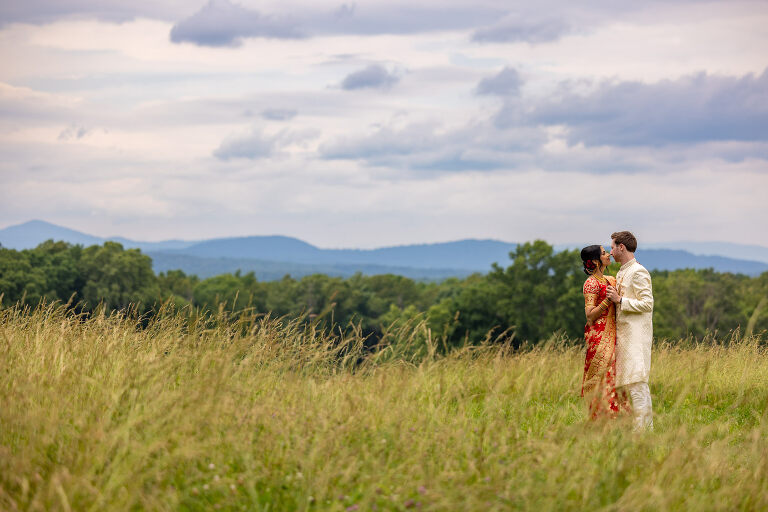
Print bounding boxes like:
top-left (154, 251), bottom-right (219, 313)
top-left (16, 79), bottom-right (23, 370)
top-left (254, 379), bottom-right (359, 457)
top-left (0, 220), bottom-right (195, 252)
top-left (109, 236), bottom-right (196, 252)
top-left (148, 252), bottom-right (477, 281)
top-left (645, 241), bottom-right (768, 265)
top-left (0, 220), bottom-right (103, 249)
top-left (327, 240), bottom-right (516, 269)
top-left (2, 220), bottom-right (768, 278)
top-left (635, 249), bottom-right (768, 276)
top-left (172, 237), bottom-right (517, 270)
top-left (148, 248), bottom-right (768, 279)
top-left (174, 236), bottom-right (324, 262)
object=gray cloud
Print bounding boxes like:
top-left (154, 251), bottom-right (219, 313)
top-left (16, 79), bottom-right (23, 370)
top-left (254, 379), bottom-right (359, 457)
top-left (318, 77), bottom-right (768, 174)
top-left (341, 65), bottom-right (399, 90)
top-left (321, 121), bottom-right (544, 172)
top-left (334, 3), bottom-right (356, 19)
top-left (0, 0), bottom-right (187, 26)
top-left (316, 4), bottom-right (505, 36)
top-left (527, 68), bottom-right (768, 147)
top-left (214, 128), bottom-right (279, 160)
top-left (1, 0), bottom-right (701, 44)
top-left (170, 0), bottom-right (304, 47)
top-left (214, 126), bottom-right (318, 160)
top-left (322, 123), bottom-right (436, 159)
top-left (476, 67), bottom-right (522, 96)
top-left (58, 124), bottom-right (90, 141)
top-left (472, 15), bottom-right (571, 43)
top-left (128, 88), bottom-right (372, 130)
top-left (0, 1), bottom-right (509, 36)
top-left (261, 108), bottom-right (298, 121)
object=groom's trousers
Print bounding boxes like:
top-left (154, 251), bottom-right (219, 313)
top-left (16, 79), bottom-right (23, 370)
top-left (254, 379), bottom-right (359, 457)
top-left (619, 382), bottom-right (653, 431)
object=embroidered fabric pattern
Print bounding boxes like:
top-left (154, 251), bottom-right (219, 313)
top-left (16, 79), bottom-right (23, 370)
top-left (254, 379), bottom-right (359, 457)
top-left (582, 275), bottom-right (622, 418)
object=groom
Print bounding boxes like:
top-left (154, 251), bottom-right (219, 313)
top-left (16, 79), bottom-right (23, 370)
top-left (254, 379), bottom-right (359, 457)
top-left (606, 231), bottom-right (654, 430)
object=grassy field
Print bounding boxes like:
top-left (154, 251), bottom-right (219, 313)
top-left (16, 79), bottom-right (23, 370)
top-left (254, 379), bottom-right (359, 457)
top-left (1, 304), bottom-right (767, 511)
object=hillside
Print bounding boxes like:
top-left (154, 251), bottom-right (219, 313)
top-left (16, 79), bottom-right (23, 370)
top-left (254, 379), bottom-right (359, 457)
top-left (2, 220), bottom-right (768, 278)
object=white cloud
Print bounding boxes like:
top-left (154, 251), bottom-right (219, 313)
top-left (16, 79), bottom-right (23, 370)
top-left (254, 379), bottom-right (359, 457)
top-left (1, 0), bottom-right (768, 247)
top-left (0, 81), bottom-right (82, 122)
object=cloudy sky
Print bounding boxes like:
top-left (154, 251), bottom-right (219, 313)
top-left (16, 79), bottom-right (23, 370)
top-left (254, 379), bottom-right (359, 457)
top-left (1, 0), bottom-right (767, 248)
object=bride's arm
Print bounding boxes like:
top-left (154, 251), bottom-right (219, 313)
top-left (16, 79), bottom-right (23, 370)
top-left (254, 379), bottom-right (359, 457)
top-left (583, 278), bottom-right (610, 325)
top-left (585, 299), bottom-right (611, 324)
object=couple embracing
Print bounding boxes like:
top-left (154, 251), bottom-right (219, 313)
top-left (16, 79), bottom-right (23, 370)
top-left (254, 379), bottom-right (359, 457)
top-left (580, 231), bottom-right (654, 430)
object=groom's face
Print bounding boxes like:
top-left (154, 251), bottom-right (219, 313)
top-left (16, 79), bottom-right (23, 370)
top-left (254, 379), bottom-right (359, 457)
top-left (610, 240), bottom-right (623, 262)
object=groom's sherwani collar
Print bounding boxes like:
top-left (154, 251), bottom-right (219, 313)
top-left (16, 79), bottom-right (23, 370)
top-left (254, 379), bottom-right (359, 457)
top-left (619, 258), bottom-right (636, 272)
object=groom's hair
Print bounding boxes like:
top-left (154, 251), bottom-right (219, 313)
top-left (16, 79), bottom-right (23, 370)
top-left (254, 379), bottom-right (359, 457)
top-left (611, 231), bottom-right (637, 252)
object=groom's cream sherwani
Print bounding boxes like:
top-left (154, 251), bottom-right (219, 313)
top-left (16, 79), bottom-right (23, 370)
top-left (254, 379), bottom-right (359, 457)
top-left (615, 259), bottom-right (654, 387)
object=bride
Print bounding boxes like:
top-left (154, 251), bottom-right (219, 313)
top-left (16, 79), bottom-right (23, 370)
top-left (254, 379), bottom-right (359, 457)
top-left (580, 244), bottom-right (621, 418)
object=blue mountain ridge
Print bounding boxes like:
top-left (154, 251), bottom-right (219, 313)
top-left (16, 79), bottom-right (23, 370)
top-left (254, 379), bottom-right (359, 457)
top-left (171, 237), bottom-right (515, 270)
top-left (2, 220), bottom-right (767, 279)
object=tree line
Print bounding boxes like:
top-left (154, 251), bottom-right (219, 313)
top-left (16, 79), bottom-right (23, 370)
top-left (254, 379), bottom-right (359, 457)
top-left (1, 239), bottom-right (766, 345)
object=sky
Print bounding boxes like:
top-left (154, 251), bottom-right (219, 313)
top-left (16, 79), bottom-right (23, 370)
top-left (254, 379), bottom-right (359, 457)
top-left (1, 0), bottom-right (767, 248)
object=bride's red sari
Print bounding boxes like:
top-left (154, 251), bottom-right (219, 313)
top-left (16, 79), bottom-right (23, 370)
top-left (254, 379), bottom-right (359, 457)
top-left (582, 274), bottom-right (620, 418)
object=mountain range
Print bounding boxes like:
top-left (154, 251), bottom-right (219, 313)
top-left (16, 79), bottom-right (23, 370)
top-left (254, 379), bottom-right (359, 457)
top-left (2, 220), bottom-right (767, 280)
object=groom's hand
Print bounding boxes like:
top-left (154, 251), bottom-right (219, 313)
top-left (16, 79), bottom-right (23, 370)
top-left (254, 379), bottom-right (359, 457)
top-left (606, 285), bottom-right (621, 304)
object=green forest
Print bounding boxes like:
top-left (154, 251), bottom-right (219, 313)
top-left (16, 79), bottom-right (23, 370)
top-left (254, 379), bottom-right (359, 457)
top-left (1, 239), bottom-right (767, 346)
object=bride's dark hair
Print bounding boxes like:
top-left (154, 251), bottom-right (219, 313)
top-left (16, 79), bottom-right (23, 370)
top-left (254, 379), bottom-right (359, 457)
top-left (580, 245), bottom-right (602, 275)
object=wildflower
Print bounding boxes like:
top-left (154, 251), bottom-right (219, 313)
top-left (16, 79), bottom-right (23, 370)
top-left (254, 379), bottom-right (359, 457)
top-left (203, 484), bottom-right (210, 491)
top-left (417, 485), bottom-right (426, 495)
top-left (191, 487), bottom-right (199, 496)
top-left (346, 505), bottom-right (359, 511)
top-left (404, 499), bottom-right (416, 508)
top-left (208, 463), bottom-right (215, 470)
top-left (230, 484), bottom-right (237, 493)
top-left (214, 475), bottom-right (220, 482)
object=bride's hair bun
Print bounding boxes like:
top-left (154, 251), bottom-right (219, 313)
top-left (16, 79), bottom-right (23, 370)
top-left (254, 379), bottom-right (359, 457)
top-left (580, 245), bottom-right (602, 275)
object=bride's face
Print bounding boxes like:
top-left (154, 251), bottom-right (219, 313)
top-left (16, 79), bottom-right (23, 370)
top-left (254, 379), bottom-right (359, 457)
top-left (599, 246), bottom-right (611, 268)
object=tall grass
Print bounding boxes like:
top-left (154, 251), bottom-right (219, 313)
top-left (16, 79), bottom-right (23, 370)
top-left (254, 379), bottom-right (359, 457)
top-left (1, 303), bottom-right (766, 511)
